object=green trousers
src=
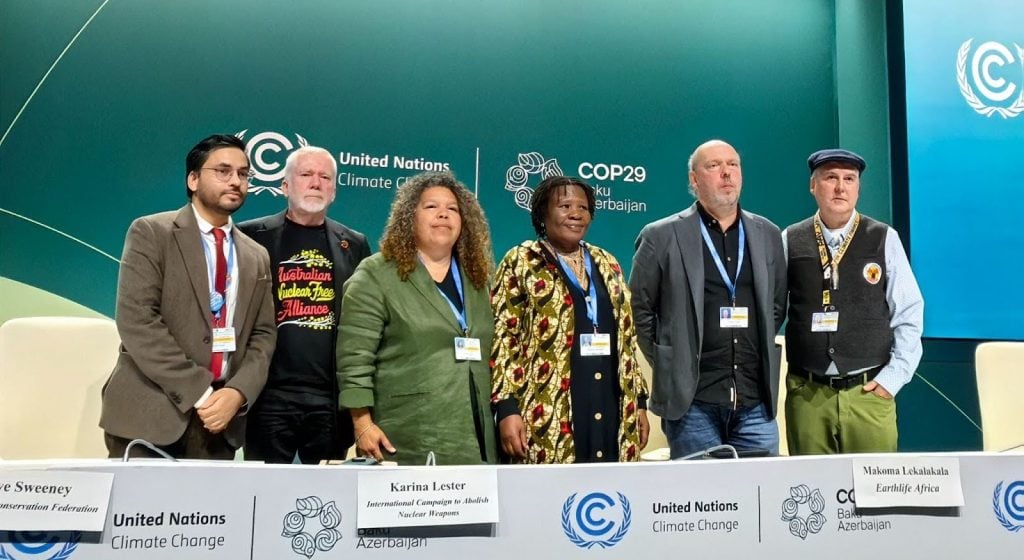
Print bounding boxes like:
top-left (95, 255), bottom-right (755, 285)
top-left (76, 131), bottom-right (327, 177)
top-left (785, 374), bottom-right (897, 455)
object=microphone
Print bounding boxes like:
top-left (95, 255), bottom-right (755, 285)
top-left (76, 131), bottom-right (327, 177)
top-left (674, 444), bottom-right (740, 461)
top-left (122, 439), bottom-right (178, 462)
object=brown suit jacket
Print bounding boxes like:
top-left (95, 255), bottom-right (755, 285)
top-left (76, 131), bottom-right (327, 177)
top-left (100, 204), bottom-right (276, 447)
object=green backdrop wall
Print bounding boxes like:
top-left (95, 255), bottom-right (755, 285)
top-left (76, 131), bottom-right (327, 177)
top-left (1, 1), bottom-right (980, 451)
top-left (1, 0), bottom-right (845, 313)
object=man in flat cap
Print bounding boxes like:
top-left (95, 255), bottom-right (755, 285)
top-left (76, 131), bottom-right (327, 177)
top-left (782, 149), bottom-right (923, 454)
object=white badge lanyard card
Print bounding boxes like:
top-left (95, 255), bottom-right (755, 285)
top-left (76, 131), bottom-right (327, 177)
top-left (555, 246), bottom-right (612, 357)
top-left (436, 259), bottom-right (482, 361)
top-left (700, 220), bottom-right (749, 329)
top-left (202, 230), bottom-right (237, 352)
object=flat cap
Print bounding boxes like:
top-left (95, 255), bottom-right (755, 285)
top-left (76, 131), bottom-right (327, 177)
top-left (807, 148), bottom-right (866, 173)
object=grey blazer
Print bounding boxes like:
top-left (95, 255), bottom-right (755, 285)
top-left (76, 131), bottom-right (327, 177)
top-left (100, 205), bottom-right (276, 447)
top-left (628, 203), bottom-right (787, 421)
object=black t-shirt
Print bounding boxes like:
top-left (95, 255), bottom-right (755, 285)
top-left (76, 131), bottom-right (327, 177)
top-left (266, 219), bottom-right (336, 397)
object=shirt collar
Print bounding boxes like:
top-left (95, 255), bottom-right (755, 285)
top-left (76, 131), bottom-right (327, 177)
top-left (696, 201), bottom-right (742, 231)
top-left (191, 204), bottom-right (233, 236)
top-left (815, 210), bottom-right (858, 244)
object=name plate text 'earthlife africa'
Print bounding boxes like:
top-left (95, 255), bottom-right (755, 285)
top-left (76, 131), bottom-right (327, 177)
top-left (357, 467), bottom-right (498, 528)
top-left (851, 456), bottom-right (964, 508)
top-left (0, 470), bottom-right (113, 531)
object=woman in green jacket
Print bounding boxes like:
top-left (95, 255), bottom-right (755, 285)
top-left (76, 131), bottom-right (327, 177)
top-left (337, 171), bottom-right (497, 465)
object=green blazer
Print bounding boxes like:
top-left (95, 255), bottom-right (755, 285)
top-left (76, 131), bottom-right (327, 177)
top-left (337, 253), bottom-right (497, 465)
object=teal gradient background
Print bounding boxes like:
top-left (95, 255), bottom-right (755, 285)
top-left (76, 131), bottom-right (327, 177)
top-left (1, 1), bottom-right (987, 452)
top-left (2, 0), bottom-right (840, 315)
top-left (903, 0), bottom-right (1024, 340)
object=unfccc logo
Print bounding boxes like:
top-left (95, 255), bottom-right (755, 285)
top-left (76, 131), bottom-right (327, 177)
top-left (0, 531), bottom-right (79, 559)
top-left (561, 491), bottom-right (631, 549)
top-left (993, 480), bottom-right (1024, 533)
top-left (956, 39), bottom-right (1024, 119)
top-left (235, 130), bottom-right (310, 196)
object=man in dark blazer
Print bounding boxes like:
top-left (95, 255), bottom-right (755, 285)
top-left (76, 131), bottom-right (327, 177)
top-left (629, 139), bottom-right (787, 459)
top-left (238, 146), bottom-right (370, 464)
top-left (101, 134), bottom-right (276, 459)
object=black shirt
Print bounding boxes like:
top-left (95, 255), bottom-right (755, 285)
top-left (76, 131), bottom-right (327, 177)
top-left (434, 259), bottom-right (486, 461)
top-left (695, 203), bottom-right (763, 407)
top-left (435, 262), bottom-right (464, 315)
top-left (561, 250), bottom-right (620, 463)
top-left (265, 219), bottom-right (336, 398)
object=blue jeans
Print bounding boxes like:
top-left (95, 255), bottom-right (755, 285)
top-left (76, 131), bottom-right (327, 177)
top-left (663, 402), bottom-right (778, 459)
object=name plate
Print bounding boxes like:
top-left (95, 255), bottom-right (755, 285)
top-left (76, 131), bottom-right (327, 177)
top-left (0, 470), bottom-right (114, 531)
top-left (851, 457), bottom-right (964, 508)
top-left (357, 467), bottom-right (498, 528)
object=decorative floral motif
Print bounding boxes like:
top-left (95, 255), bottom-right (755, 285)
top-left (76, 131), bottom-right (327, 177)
top-left (531, 404), bottom-right (545, 421)
top-left (780, 485), bottom-right (826, 540)
top-left (281, 249), bottom-right (331, 269)
top-left (282, 496), bottom-right (342, 558)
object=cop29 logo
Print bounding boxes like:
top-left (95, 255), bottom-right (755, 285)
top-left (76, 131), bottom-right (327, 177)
top-left (992, 480), bottom-right (1024, 533)
top-left (0, 532), bottom-right (79, 560)
top-left (956, 39), bottom-right (1024, 119)
top-left (236, 130), bottom-right (311, 196)
top-left (561, 491), bottom-right (631, 549)
top-left (505, 152), bottom-right (564, 211)
top-left (780, 484), bottom-right (826, 540)
top-left (281, 496), bottom-right (342, 558)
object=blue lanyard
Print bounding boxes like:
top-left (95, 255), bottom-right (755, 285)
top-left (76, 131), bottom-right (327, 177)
top-left (434, 258), bottom-right (469, 335)
top-left (200, 228), bottom-right (235, 319)
top-left (556, 246), bottom-right (599, 330)
top-left (699, 218), bottom-right (745, 305)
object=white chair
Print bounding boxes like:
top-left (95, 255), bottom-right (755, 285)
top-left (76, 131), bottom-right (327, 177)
top-left (776, 335), bottom-right (789, 456)
top-left (637, 351), bottom-right (669, 461)
top-left (975, 341), bottom-right (1024, 452)
top-left (0, 317), bottom-right (119, 459)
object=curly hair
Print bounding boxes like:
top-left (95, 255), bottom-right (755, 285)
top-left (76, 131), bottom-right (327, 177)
top-left (380, 171), bottom-right (493, 289)
top-left (529, 175), bottom-right (596, 237)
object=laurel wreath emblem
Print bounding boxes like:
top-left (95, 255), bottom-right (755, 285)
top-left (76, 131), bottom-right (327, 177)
top-left (993, 481), bottom-right (1024, 533)
top-left (560, 492), bottom-right (631, 549)
top-left (248, 185), bottom-right (285, 196)
top-left (0, 532), bottom-right (79, 560)
top-left (956, 39), bottom-right (1024, 119)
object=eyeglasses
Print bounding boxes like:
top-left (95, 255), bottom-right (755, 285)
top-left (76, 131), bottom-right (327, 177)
top-left (201, 167), bottom-right (255, 182)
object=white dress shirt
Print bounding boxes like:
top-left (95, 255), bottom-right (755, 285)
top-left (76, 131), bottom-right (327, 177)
top-left (191, 204), bottom-right (240, 405)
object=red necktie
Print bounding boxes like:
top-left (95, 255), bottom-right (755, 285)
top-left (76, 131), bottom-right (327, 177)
top-left (210, 228), bottom-right (227, 380)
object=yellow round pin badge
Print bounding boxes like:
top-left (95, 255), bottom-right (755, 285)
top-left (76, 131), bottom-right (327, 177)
top-left (863, 262), bottom-right (882, 285)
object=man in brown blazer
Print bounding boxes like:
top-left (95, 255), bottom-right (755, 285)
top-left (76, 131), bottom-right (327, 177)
top-left (100, 134), bottom-right (276, 459)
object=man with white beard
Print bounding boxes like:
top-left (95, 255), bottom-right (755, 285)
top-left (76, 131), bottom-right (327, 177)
top-left (239, 146), bottom-right (370, 463)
